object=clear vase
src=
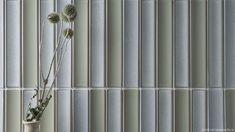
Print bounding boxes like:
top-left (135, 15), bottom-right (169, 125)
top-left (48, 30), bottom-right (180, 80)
top-left (23, 120), bottom-right (40, 132)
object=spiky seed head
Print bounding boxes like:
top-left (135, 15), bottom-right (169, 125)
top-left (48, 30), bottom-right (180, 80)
top-left (63, 28), bottom-right (74, 38)
top-left (69, 12), bottom-right (77, 21)
top-left (62, 4), bottom-right (77, 19)
top-left (47, 12), bottom-right (60, 23)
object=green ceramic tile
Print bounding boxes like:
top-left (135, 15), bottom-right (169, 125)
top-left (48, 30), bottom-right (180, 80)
top-left (6, 91), bottom-right (21, 132)
top-left (190, 0), bottom-right (207, 88)
top-left (90, 90), bottom-right (105, 132)
top-left (74, 0), bottom-right (89, 87)
top-left (226, 90), bottom-right (235, 131)
top-left (106, 0), bottom-right (122, 87)
top-left (124, 90), bottom-right (139, 132)
top-left (175, 90), bottom-right (190, 132)
top-left (158, 0), bottom-right (173, 87)
top-left (23, 0), bottom-right (38, 87)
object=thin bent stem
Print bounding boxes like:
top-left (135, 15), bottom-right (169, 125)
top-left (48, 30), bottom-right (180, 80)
top-left (57, 21), bottom-right (63, 44)
top-left (45, 22), bottom-right (64, 81)
top-left (45, 39), bottom-right (69, 100)
top-left (40, 20), bottom-right (46, 49)
top-left (39, 20), bottom-right (46, 99)
top-left (39, 20), bottom-right (46, 75)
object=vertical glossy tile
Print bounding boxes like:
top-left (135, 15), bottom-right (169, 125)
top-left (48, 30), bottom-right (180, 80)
top-left (90, 90), bottom-right (105, 132)
top-left (0, 0), bottom-right (4, 88)
top-left (158, 0), bottom-right (172, 87)
top-left (57, 90), bottom-right (71, 132)
top-left (39, 1), bottom-right (54, 132)
top-left (159, 90), bottom-right (172, 132)
top-left (74, 0), bottom-right (89, 87)
top-left (22, 0), bottom-right (38, 87)
top-left (6, 1), bottom-right (21, 88)
top-left (0, 1), bottom-right (4, 131)
top-left (208, 89), bottom-right (224, 131)
top-left (106, 0), bottom-right (122, 87)
top-left (155, 89), bottom-right (158, 132)
top-left (0, 91), bottom-right (3, 132)
top-left (124, 90), bottom-right (139, 132)
top-left (155, 0), bottom-right (158, 84)
top-left (175, 90), bottom-right (189, 132)
top-left (123, 0), bottom-right (139, 87)
top-left (5, 1), bottom-right (22, 132)
top-left (107, 90), bottom-right (122, 132)
top-left (90, 0), bottom-right (105, 87)
top-left (141, 89), bottom-right (155, 132)
top-left (225, 0), bottom-right (235, 130)
top-left (141, 0), bottom-right (155, 88)
top-left (192, 90), bottom-right (206, 132)
top-left (74, 89), bottom-right (88, 132)
top-left (190, 0), bottom-right (207, 88)
top-left (175, 0), bottom-right (189, 87)
top-left (155, 1), bottom-right (158, 131)
top-left (225, 0), bottom-right (235, 88)
top-left (208, 0), bottom-right (224, 131)
top-left (57, 0), bottom-right (72, 132)
top-left (6, 91), bottom-right (21, 132)
top-left (225, 90), bottom-right (235, 131)
top-left (208, 0), bottom-right (223, 88)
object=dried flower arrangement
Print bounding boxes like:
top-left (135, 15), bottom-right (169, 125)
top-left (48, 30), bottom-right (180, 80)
top-left (25, 4), bottom-right (77, 122)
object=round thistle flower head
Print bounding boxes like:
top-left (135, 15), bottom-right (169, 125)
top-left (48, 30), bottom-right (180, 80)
top-left (62, 4), bottom-right (77, 19)
top-left (47, 12), bottom-right (60, 23)
top-left (69, 12), bottom-right (77, 21)
top-left (63, 28), bottom-right (74, 38)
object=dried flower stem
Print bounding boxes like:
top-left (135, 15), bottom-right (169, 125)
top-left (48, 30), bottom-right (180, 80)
top-left (45, 39), bottom-right (69, 99)
top-left (41, 32), bottom-right (69, 108)
top-left (44, 22), bottom-right (64, 82)
top-left (40, 21), bottom-right (64, 101)
top-left (45, 30), bottom-right (70, 99)
top-left (39, 20), bottom-right (46, 99)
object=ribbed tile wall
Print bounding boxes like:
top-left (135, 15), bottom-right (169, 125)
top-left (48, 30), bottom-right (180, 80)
top-left (0, 0), bottom-right (234, 132)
